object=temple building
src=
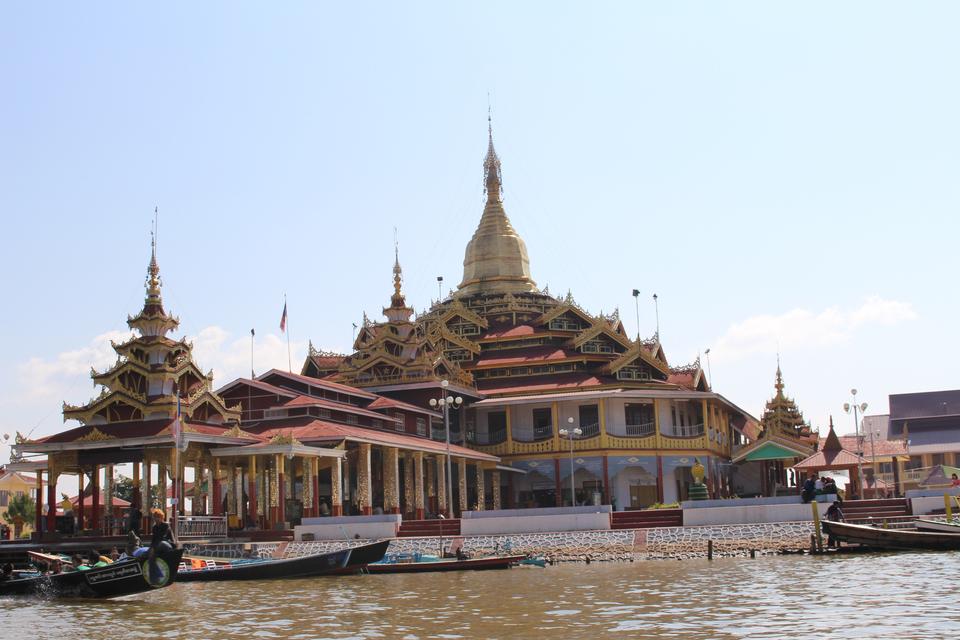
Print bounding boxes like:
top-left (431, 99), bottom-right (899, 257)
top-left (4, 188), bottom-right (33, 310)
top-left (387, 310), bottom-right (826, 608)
top-left (13, 236), bottom-right (499, 538)
top-left (308, 120), bottom-right (760, 509)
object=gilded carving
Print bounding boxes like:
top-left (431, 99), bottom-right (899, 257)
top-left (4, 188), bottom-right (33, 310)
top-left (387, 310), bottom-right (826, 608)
top-left (383, 448), bottom-right (399, 511)
top-left (458, 460), bottom-right (468, 513)
top-left (473, 463), bottom-right (484, 511)
top-left (357, 443), bottom-right (372, 510)
top-left (77, 427), bottom-right (114, 442)
top-left (403, 453), bottom-right (414, 513)
top-left (331, 457), bottom-right (342, 508)
top-left (414, 452), bottom-right (424, 510)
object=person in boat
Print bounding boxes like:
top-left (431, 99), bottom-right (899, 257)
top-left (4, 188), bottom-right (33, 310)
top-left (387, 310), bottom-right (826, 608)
top-left (72, 553), bottom-right (91, 571)
top-left (952, 473), bottom-right (960, 487)
top-left (89, 549), bottom-right (112, 568)
top-left (825, 500), bottom-right (845, 548)
top-left (108, 546), bottom-right (121, 562)
top-left (127, 504), bottom-right (143, 536)
top-left (119, 531), bottom-right (147, 561)
top-left (147, 508), bottom-right (178, 560)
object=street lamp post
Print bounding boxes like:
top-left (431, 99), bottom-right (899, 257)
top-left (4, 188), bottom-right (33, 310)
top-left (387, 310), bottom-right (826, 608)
top-left (559, 417), bottom-right (582, 507)
top-left (843, 389), bottom-right (868, 498)
top-left (429, 380), bottom-right (462, 517)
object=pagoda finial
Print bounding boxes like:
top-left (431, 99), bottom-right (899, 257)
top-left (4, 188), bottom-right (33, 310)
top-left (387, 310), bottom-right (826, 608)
top-left (391, 230), bottom-right (404, 306)
top-left (774, 356), bottom-right (784, 396)
top-left (145, 207), bottom-right (162, 301)
top-left (484, 107), bottom-right (502, 201)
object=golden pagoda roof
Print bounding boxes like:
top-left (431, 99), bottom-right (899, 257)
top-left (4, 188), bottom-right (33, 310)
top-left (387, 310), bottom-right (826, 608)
top-left (456, 116), bottom-right (537, 297)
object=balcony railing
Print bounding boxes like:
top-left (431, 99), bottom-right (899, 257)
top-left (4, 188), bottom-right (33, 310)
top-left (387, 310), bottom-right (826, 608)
top-left (176, 515), bottom-right (228, 540)
top-left (578, 422), bottom-right (600, 438)
top-left (625, 422), bottom-right (656, 437)
top-left (533, 424), bottom-right (553, 441)
top-left (470, 429), bottom-right (507, 445)
top-left (672, 423), bottom-right (704, 437)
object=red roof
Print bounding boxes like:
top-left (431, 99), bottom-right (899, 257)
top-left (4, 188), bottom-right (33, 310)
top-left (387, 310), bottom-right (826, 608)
top-left (831, 436), bottom-right (909, 458)
top-left (474, 346), bottom-right (582, 368)
top-left (478, 373), bottom-right (610, 395)
top-left (368, 396), bottom-right (441, 418)
top-left (479, 324), bottom-right (537, 340)
top-left (281, 395), bottom-right (400, 422)
top-left (251, 419), bottom-right (497, 461)
top-left (65, 494), bottom-right (131, 508)
top-left (257, 369), bottom-right (377, 399)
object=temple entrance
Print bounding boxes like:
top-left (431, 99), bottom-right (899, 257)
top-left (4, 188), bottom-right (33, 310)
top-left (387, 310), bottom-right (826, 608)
top-left (629, 484), bottom-right (657, 509)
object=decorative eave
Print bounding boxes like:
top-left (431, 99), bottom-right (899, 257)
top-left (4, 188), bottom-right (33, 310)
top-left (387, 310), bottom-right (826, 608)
top-left (602, 342), bottom-right (671, 376)
top-left (532, 302), bottom-right (594, 329)
top-left (429, 325), bottom-right (481, 355)
top-left (566, 319), bottom-right (633, 351)
top-left (63, 388), bottom-right (148, 424)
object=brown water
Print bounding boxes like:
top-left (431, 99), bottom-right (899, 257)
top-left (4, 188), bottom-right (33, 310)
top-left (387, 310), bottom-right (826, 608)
top-left (3, 553), bottom-right (958, 639)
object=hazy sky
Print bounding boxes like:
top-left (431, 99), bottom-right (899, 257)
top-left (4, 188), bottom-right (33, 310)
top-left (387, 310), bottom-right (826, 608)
top-left (2, 3), bottom-right (957, 462)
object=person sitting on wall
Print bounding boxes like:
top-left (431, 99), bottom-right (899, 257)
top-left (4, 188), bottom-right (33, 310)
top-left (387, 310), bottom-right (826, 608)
top-left (319, 501), bottom-right (331, 516)
top-left (801, 475), bottom-right (817, 503)
top-left (822, 477), bottom-right (838, 495)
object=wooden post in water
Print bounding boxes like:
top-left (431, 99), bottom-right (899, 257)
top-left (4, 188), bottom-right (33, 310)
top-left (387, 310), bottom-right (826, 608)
top-left (811, 501), bottom-right (823, 553)
top-left (707, 539), bottom-right (713, 560)
top-left (750, 549), bottom-right (756, 559)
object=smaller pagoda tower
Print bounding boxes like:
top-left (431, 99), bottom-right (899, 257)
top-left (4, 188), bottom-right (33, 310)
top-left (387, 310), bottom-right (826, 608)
top-left (759, 364), bottom-right (814, 443)
top-left (336, 248), bottom-right (471, 388)
top-left (62, 235), bottom-right (240, 425)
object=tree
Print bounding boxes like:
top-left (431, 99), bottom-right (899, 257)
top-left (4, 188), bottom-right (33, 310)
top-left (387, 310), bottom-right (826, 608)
top-left (113, 475), bottom-right (162, 509)
top-left (3, 493), bottom-right (36, 538)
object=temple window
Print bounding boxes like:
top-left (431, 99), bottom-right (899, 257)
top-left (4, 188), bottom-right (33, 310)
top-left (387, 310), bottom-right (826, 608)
top-left (617, 366), bottom-right (650, 381)
top-left (487, 411), bottom-right (507, 440)
top-left (533, 408), bottom-right (552, 440)
top-left (345, 413), bottom-right (358, 425)
top-left (317, 408), bottom-right (331, 419)
top-left (582, 340), bottom-right (614, 354)
top-left (416, 417), bottom-right (426, 436)
top-left (579, 405), bottom-right (599, 435)
top-left (549, 318), bottom-right (581, 331)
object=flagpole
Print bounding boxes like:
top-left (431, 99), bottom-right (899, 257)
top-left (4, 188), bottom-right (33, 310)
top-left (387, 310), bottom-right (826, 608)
top-left (173, 388), bottom-right (181, 535)
top-left (284, 294), bottom-right (292, 373)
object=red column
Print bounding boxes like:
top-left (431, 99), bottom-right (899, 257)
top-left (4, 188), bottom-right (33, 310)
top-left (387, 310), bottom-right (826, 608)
top-left (278, 463), bottom-right (286, 527)
top-left (92, 466), bottom-right (101, 534)
top-left (212, 475), bottom-right (222, 516)
top-left (35, 472), bottom-right (43, 536)
top-left (554, 459), bottom-right (562, 507)
top-left (601, 456), bottom-right (610, 505)
top-left (78, 471), bottom-right (86, 532)
top-left (656, 456), bottom-right (664, 504)
top-left (47, 475), bottom-right (57, 536)
top-left (143, 463), bottom-right (152, 534)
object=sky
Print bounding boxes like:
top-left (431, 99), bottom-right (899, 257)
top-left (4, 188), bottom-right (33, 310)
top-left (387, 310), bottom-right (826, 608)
top-left (1, 2), bottom-right (958, 464)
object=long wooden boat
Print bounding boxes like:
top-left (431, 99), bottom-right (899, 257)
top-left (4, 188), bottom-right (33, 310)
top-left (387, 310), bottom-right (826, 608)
top-left (365, 554), bottom-right (524, 574)
top-left (176, 547), bottom-right (351, 582)
top-left (914, 519), bottom-right (960, 534)
top-left (333, 540), bottom-right (391, 575)
top-left (822, 520), bottom-right (960, 551)
top-left (0, 548), bottom-right (183, 598)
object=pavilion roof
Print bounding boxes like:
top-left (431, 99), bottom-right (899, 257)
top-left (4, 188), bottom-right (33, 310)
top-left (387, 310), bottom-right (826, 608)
top-left (732, 433), bottom-right (814, 463)
top-left (248, 418), bottom-right (498, 462)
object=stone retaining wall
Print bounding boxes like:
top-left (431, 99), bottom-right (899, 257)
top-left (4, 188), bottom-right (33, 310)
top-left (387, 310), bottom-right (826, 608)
top-left (186, 521), bottom-right (817, 563)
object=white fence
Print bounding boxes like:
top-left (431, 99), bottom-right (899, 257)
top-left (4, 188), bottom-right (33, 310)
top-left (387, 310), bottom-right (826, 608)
top-left (176, 515), bottom-right (228, 539)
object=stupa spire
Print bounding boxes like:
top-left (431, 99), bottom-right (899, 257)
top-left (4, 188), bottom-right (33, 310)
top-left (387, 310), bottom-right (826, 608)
top-left (484, 109), bottom-right (502, 202)
top-left (457, 111), bottom-right (537, 297)
top-left (384, 236), bottom-right (413, 323)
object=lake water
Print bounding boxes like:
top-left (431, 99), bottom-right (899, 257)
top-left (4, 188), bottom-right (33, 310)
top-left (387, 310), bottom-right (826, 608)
top-left (2, 552), bottom-right (958, 639)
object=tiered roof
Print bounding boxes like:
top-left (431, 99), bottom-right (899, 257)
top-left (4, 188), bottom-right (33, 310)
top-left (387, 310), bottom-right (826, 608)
top-left (306, 123), bottom-right (712, 400)
top-left (61, 237), bottom-right (241, 426)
